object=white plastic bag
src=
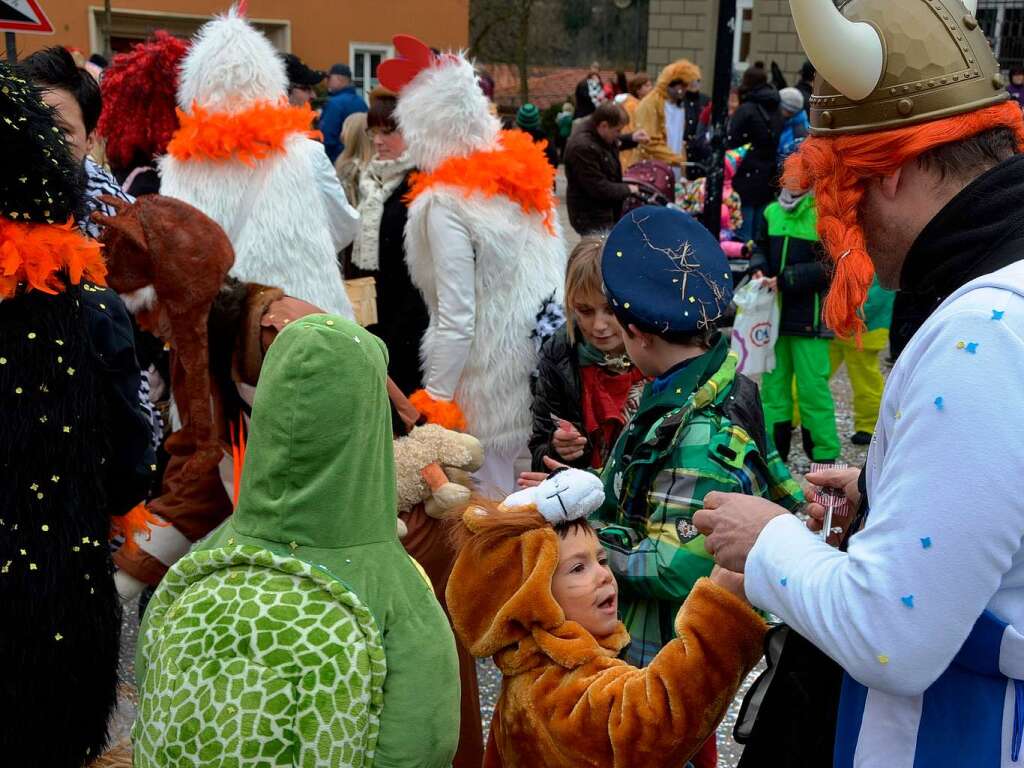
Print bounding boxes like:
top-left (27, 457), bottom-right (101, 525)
top-left (730, 278), bottom-right (780, 375)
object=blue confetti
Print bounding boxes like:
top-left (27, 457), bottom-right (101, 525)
top-left (992, 309), bottom-right (1005, 321)
top-left (966, 342), bottom-right (979, 354)
top-left (780, 577), bottom-right (788, 587)
top-left (901, 595), bottom-right (914, 608)
top-left (934, 396), bottom-right (944, 410)
top-left (921, 537), bottom-right (932, 549)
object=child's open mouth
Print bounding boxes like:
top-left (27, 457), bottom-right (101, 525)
top-left (596, 592), bottom-right (617, 613)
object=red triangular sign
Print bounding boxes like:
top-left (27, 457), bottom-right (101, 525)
top-left (0, 0), bottom-right (54, 34)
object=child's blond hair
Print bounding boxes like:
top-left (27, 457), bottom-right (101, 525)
top-left (564, 234), bottom-right (609, 343)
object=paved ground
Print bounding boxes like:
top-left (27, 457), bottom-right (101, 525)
top-left (114, 171), bottom-right (887, 766)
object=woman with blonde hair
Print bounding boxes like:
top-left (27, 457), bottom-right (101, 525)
top-left (529, 235), bottom-right (646, 470)
top-left (334, 111), bottom-right (372, 205)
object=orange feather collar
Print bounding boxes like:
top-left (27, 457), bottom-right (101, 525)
top-left (407, 130), bottom-right (557, 234)
top-left (167, 100), bottom-right (322, 165)
top-left (0, 218), bottom-right (106, 299)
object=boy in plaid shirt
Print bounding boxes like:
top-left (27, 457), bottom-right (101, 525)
top-left (591, 206), bottom-right (802, 673)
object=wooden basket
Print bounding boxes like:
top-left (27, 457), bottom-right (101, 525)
top-left (344, 277), bottom-right (378, 327)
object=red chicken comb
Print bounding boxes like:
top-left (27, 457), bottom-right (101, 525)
top-left (236, 0), bottom-right (248, 15)
top-left (378, 35), bottom-right (436, 93)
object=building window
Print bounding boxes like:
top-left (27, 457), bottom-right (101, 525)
top-left (978, 0), bottom-right (1024, 70)
top-left (732, 0), bottom-right (754, 72)
top-left (350, 44), bottom-right (393, 101)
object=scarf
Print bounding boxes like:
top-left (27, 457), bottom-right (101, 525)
top-left (578, 342), bottom-right (646, 468)
top-left (406, 130), bottom-right (557, 234)
top-left (352, 153), bottom-right (415, 271)
top-left (0, 218), bottom-right (106, 299)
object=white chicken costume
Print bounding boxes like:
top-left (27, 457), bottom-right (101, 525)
top-left (160, 4), bottom-right (356, 317)
top-left (380, 36), bottom-right (566, 493)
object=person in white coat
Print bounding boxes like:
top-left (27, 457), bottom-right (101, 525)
top-left (378, 36), bottom-right (566, 494)
top-left (159, 4), bottom-right (357, 318)
top-left (692, 1), bottom-right (1024, 765)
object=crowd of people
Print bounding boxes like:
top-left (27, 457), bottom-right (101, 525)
top-left (3, 0), bottom-right (1024, 766)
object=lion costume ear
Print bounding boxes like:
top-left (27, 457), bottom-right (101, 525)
top-left (92, 198), bottom-right (148, 254)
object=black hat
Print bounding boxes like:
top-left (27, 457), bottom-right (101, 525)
top-left (329, 63), bottom-right (352, 79)
top-left (0, 62), bottom-right (83, 224)
top-left (602, 206), bottom-right (733, 334)
top-left (283, 53), bottom-right (324, 88)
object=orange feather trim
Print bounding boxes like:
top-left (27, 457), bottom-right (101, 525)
top-left (109, 502), bottom-right (170, 554)
top-left (406, 130), bottom-right (557, 235)
top-left (0, 218), bottom-right (106, 299)
top-left (410, 389), bottom-right (467, 431)
top-left (167, 100), bottom-right (322, 165)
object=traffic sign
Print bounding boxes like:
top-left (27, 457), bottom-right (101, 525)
top-left (0, 0), bottom-right (54, 34)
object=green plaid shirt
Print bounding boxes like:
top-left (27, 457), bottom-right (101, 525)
top-left (591, 346), bottom-right (803, 667)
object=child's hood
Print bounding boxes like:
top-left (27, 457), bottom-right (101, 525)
top-left (445, 471), bottom-right (630, 674)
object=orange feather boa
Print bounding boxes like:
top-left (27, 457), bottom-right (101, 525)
top-left (0, 218), bottom-right (106, 299)
top-left (406, 130), bottom-right (557, 234)
top-left (410, 389), bottom-right (467, 431)
top-left (167, 100), bottom-right (322, 165)
top-left (109, 502), bottom-right (170, 554)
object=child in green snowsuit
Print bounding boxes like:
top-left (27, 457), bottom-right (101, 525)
top-left (750, 189), bottom-right (841, 462)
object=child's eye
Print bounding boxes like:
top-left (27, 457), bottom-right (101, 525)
top-left (570, 563), bottom-right (586, 574)
top-left (575, 307), bottom-right (595, 316)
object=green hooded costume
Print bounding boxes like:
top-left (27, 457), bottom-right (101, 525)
top-left (134, 315), bottom-right (461, 767)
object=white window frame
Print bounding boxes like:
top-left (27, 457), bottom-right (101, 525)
top-left (348, 42), bottom-right (394, 102)
top-left (732, 0), bottom-right (754, 72)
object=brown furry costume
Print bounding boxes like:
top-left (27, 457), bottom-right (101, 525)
top-left (446, 498), bottom-right (766, 768)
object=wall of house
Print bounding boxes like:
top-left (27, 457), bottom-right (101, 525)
top-left (7, 0), bottom-right (468, 70)
top-left (745, 0), bottom-right (806, 83)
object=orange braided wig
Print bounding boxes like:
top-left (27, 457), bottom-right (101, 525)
top-left (783, 100), bottom-right (1024, 337)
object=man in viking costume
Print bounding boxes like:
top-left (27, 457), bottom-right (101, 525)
top-left (378, 36), bottom-right (566, 495)
top-left (691, 0), bottom-right (1024, 764)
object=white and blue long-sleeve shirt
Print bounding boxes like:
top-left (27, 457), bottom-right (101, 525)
top-left (747, 260), bottom-right (1024, 766)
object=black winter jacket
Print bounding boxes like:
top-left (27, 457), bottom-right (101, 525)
top-left (346, 173), bottom-right (429, 396)
top-left (748, 194), bottom-right (832, 338)
top-left (529, 325), bottom-right (589, 471)
top-left (564, 119), bottom-right (638, 235)
top-left (727, 84), bottom-right (783, 208)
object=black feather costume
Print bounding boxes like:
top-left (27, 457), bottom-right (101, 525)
top-left (0, 62), bottom-right (124, 766)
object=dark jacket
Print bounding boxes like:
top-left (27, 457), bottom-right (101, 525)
top-left (890, 154), bottom-right (1024, 358)
top-left (683, 90), bottom-right (711, 175)
top-left (796, 79), bottom-right (814, 117)
top-left (749, 192), bottom-right (832, 338)
top-left (564, 119), bottom-right (638, 235)
top-left (727, 84), bottom-right (783, 208)
top-left (524, 127), bottom-right (559, 169)
top-left (529, 325), bottom-right (588, 471)
top-left (346, 173), bottom-right (429, 396)
top-left (574, 78), bottom-right (599, 119)
top-left (320, 85), bottom-right (369, 163)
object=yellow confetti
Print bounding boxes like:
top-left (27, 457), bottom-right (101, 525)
top-left (689, 296), bottom-right (696, 303)
top-left (55, 339), bottom-right (63, 346)
top-left (41, 524), bottom-right (48, 532)
top-left (50, 475), bottom-right (59, 483)
top-left (29, 563), bottom-right (37, 571)
top-left (36, 492), bottom-right (43, 500)
top-left (19, 549), bottom-right (26, 556)
top-left (72, 546), bottom-right (80, 552)
top-left (56, 356), bottom-right (62, 363)
top-left (99, 303), bottom-right (106, 310)
top-left (38, 416), bottom-right (47, 424)
top-left (325, 319), bottom-right (335, 326)
top-left (67, 367), bottom-right (75, 376)
top-left (63, 426), bottom-right (71, 433)
top-left (623, 302), bottom-right (631, 309)
top-left (29, 483), bottom-right (38, 491)
top-left (877, 655), bottom-right (889, 665)
top-left (288, 540), bottom-right (299, 551)
top-left (0, 357), bottom-right (6, 364)
top-left (14, 387), bottom-right (22, 395)
top-left (956, 341), bottom-right (966, 349)
top-left (26, 332), bottom-right (36, 340)
top-left (82, 536), bottom-right (90, 544)
top-left (54, 633), bottom-right (63, 641)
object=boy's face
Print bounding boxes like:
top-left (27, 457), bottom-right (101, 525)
top-left (551, 525), bottom-right (620, 637)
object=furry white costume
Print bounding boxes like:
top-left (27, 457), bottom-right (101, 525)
top-left (380, 37), bottom-right (566, 493)
top-left (160, 6), bottom-right (356, 318)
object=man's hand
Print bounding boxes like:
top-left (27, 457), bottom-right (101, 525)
top-left (517, 456), bottom-right (568, 489)
top-left (632, 128), bottom-right (650, 144)
top-left (552, 419), bottom-right (587, 462)
top-left (693, 493), bottom-right (789, 572)
top-left (804, 466), bottom-right (862, 533)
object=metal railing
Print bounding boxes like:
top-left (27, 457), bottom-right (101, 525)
top-left (978, 0), bottom-right (1024, 71)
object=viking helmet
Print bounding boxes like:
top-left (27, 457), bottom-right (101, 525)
top-left (790, 0), bottom-right (1009, 135)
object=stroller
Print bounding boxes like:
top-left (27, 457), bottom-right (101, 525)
top-left (621, 160), bottom-right (676, 214)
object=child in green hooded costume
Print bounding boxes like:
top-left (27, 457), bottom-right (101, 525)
top-left (134, 315), bottom-right (461, 767)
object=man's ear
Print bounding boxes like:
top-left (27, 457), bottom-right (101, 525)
top-left (627, 324), bottom-right (651, 348)
top-left (85, 130), bottom-right (96, 159)
top-left (878, 166), bottom-right (903, 201)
